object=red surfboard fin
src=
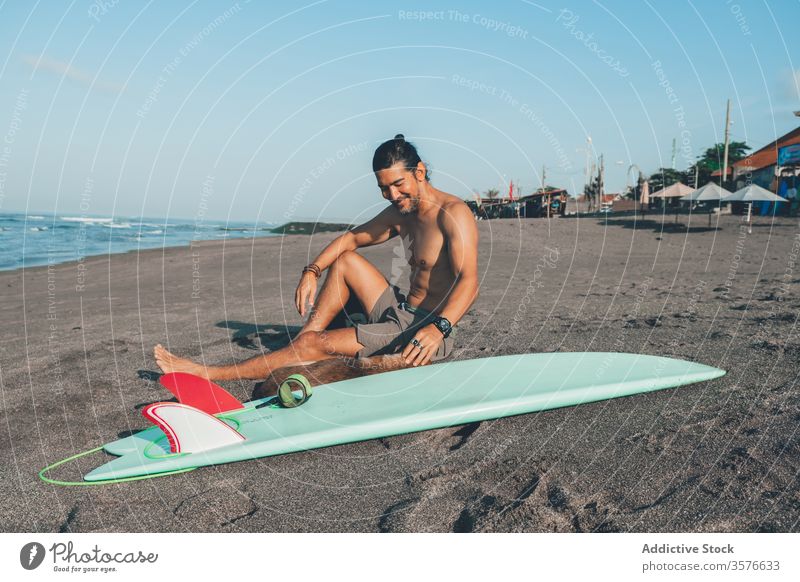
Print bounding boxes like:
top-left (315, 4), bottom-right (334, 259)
top-left (159, 372), bottom-right (245, 415)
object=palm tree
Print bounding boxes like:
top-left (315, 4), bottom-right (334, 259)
top-left (695, 141), bottom-right (750, 186)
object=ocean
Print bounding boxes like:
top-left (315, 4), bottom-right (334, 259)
top-left (0, 213), bottom-right (279, 271)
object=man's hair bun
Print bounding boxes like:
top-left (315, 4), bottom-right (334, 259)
top-left (373, 133), bottom-right (429, 181)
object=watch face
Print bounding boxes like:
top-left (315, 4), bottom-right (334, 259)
top-left (436, 318), bottom-right (452, 335)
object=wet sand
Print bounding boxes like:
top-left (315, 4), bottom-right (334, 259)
top-left (1, 211), bottom-right (798, 532)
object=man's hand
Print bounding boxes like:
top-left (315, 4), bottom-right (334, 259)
top-left (402, 324), bottom-right (444, 367)
top-left (295, 272), bottom-right (318, 316)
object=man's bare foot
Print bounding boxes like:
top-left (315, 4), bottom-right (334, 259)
top-left (154, 344), bottom-right (210, 378)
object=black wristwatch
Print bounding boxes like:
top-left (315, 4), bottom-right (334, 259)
top-left (432, 316), bottom-right (453, 338)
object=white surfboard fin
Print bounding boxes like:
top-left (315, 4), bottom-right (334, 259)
top-left (142, 402), bottom-right (246, 454)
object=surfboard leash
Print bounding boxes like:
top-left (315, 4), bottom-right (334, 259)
top-left (38, 446), bottom-right (196, 487)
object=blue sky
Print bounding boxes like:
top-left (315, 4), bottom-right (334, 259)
top-left (0, 0), bottom-right (798, 223)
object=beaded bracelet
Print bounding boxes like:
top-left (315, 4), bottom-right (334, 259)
top-left (302, 263), bottom-right (321, 278)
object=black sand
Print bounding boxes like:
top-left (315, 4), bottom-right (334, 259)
top-left (1, 212), bottom-right (798, 532)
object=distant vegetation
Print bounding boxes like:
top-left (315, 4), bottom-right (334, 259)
top-left (270, 222), bottom-right (352, 235)
top-left (648, 141), bottom-right (751, 193)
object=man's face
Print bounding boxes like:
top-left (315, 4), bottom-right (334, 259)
top-left (376, 163), bottom-right (424, 215)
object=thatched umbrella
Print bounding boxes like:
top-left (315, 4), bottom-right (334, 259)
top-left (650, 182), bottom-right (693, 223)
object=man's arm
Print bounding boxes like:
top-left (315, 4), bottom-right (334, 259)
top-left (402, 202), bottom-right (479, 366)
top-left (436, 202), bottom-right (480, 325)
top-left (295, 206), bottom-right (398, 315)
top-left (308, 206), bottom-right (399, 272)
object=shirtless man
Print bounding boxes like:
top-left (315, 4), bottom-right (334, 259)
top-left (154, 134), bottom-right (479, 380)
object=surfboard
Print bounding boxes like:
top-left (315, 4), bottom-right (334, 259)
top-left (81, 352), bottom-right (723, 482)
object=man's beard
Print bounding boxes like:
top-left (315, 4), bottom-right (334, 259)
top-left (395, 196), bottom-right (419, 215)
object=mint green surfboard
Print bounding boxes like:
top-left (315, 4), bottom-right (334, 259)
top-left (82, 353), bottom-right (724, 482)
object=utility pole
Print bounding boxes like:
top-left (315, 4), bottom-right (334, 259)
top-left (599, 154), bottom-right (605, 202)
top-left (585, 136), bottom-right (592, 189)
top-left (671, 138), bottom-right (677, 170)
top-left (581, 136), bottom-right (593, 214)
top-left (721, 98), bottom-right (731, 188)
top-left (542, 165), bottom-right (549, 219)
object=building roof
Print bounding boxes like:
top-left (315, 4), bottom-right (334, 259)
top-left (471, 198), bottom-right (508, 205)
top-left (518, 188), bottom-right (568, 201)
top-left (732, 126), bottom-right (800, 173)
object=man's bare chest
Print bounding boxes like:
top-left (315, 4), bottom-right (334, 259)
top-left (396, 224), bottom-right (448, 270)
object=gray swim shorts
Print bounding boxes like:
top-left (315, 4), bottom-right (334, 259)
top-left (354, 285), bottom-right (454, 361)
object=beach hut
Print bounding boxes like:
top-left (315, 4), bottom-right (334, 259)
top-left (722, 184), bottom-right (787, 233)
top-left (519, 189), bottom-right (569, 218)
top-left (681, 182), bottom-right (734, 227)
